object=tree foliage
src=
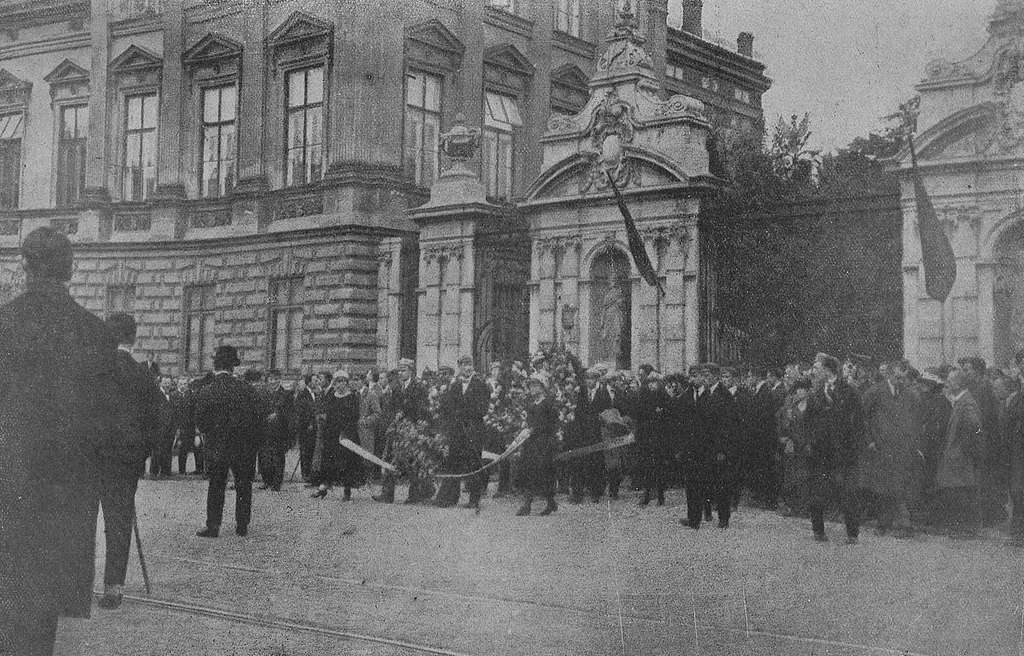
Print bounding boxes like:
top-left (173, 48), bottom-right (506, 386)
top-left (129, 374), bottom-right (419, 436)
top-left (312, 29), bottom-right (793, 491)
top-left (704, 117), bottom-right (902, 364)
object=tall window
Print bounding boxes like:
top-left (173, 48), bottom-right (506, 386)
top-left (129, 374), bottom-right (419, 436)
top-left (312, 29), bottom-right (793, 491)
top-left (403, 71), bottom-right (441, 188)
top-left (184, 284), bottom-right (216, 372)
top-left (483, 91), bottom-right (522, 202)
top-left (268, 277), bottom-right (303, 372)
top-left (57, 105), bottom-right (88, 207)
top-left (122, 93), bottom-right (158, 201)
top-left (555, 0), bottom-right (581, 37)
top-left (285, 67), bottom-right (324, 187)
top-left (105, 285), bottom-right (136, 317)
top-left (201, 85), bottom-right (237, 198)
top-left (0, 112), bottom-right (23, 209)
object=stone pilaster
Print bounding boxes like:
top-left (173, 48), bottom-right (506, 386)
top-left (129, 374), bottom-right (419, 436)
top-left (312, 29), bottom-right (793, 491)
top-left (83, 0), bottom-right (110, 204)
top-left (376, 236), bottom-right (404, 369)
top-left (234, 0), bottom-right (267, 192)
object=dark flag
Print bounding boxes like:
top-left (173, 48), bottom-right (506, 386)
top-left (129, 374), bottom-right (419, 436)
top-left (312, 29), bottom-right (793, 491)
top-left (909, 137), bottom-right (956, 302)
top-left (606, 172), bottom-right (665, 297)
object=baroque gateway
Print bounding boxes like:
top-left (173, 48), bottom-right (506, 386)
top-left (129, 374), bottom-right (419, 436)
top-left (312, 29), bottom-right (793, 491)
top-left (0, 0), bottom-right (768, 375)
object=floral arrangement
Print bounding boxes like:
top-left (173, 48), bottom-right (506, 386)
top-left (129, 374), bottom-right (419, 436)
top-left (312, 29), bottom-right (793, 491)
top-left (483, 347), bottom-right (582, 443)
top-left (387, 416), bottom-right (448, 479)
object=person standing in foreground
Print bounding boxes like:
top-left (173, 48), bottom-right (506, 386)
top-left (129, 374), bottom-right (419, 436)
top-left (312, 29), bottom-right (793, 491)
top-left (310, 370), bottom-right (362, 500)
top-left (98, 312), bottom-right (162, 610)
top-left (804, 355), bottom-right (865, 544)
top-left (936, 369), bottom-right (984, 538)
top-left (434, 356), bottom-right (491, 509)
top-left (0, 227), bottom-right (128, 655)
top-left (193, 345), bottom-right (262, 537)
top-left (515, 375), bottom-right (560, 516)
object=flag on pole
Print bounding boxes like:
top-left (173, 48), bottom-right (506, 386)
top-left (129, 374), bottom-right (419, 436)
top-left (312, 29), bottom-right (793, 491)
top-left (606, 171), bottom-right (665, 297)
top-left (910, 159), bottom-right (956, 302)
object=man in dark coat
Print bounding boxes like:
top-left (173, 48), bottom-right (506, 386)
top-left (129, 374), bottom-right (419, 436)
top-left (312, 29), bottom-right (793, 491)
top-left (434, 356), bottom-right (491, 509)
top-left (193, 346), bottom-right (262, 537)
top-left (98, 312), bottom-right (162, 609)
top-left (572, 368), bottom-right (615, 502)
top-left (694, 364), bottom-right (741, 528)
top-left (150, 375), bottom-right (179, 477)
top-left (374, 358), bottom-right (434, 503)
top-left (175, 377), bottom-right (202, 474)
top-left (746, 366), bottom-right (782, 508)
top-left (258, 369), bottom-right (293, 491)
top-left (0, 227), bottom-right (128, 655)
top-left (959, 356), bottom-right (1004, 525)
top-left (292, 374), bottom-right (319, 484)
top-left (804, 355), bottom-right (865, 544)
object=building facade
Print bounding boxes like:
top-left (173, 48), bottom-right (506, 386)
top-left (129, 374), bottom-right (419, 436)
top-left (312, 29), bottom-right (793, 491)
top-left (0, 0), bottom-right (767, 376)
top-left (897, 0), bottom-right (1024, 368)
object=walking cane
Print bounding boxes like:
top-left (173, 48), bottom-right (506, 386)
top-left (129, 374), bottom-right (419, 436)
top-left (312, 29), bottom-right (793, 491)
top-left (131, 504), bottom-right (152, 595)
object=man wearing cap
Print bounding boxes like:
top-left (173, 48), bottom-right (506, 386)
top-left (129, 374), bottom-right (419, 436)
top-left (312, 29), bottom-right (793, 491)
top-left (375, 358), bottom-right (434, 503)
top-left (0, 227), bottom-right (129, 655)
top-left (193, 345), bottom-right (263, 537)
top-left (571, 366), bottom-right (616, 502)
top-left (434, 356), bottom-right (491, 509)
top-left (97, 312), bottom-right (163, 610)
top-left (257, 369), bottom-right (292, 491)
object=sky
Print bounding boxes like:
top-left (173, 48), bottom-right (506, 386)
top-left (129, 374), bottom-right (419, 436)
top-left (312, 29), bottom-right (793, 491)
top-left (666, 0), bottom-right (996, 151)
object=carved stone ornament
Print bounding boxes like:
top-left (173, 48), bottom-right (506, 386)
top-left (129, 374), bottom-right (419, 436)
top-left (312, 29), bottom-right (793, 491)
top-left (439, 113), bottom-right (480, 163)
top-left (0, 69), bottom-right (32, 108)
top-left (536, 235), bottom-right (582, 255)
top-left (423, 243), bottom-right (464, 263)
top-left (595, 0), bottom-right (653, 76)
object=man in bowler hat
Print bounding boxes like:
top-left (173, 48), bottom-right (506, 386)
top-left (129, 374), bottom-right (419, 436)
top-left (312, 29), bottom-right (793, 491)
top-left (193, 345), bottom-right (262, 537)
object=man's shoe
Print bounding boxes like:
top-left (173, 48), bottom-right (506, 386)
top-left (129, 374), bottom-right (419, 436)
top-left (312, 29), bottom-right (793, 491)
top-left (258, 483), bottom-right (270, 490)
top-left (845, 536), bottom-right (859, 545)
top-left (539, 501), bottom-right (558, 516)
top-left (460, 501), bottom-right (480, 510)
top-left (235, 526), bottom-right (248, 537)
top-left (718, 520), bottom-right (729, 529)
top-left (813, 533), bottom-right (828, 543)
top-left (681, 518), bottom-right (700, 530)
top-left (310, 488), bottom-right (328, 499)
top-left (98, 592), bottom-right (123, 610)
top-left (372, 494), bottom-right (394, 503)
top-left (639, 491), bottom-right (651, 507)
top-left (515, 504), bottom-right (531, 516)
top-left (196, 526), bottom-right (220, 538)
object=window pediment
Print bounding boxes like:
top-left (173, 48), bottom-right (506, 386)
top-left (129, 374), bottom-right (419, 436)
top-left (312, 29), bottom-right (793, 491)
top-left (0, 68), bottom-right (31, 108)
top-left (268, 11), bottom-right (332, 50)
top-left (183, 33), bottom-right (243, 69)
top-left (405, 19), bottom-right (463, 71)
top-left (551, 63), bottom-right (588, 91)
top-left (110, 45), bottom-right (163, 73)
top-left (483, 43), bottom-right (534, 77)
top-left (45, 59), bottom-right (90, 99)
top-left (483, 43), bottom-right (533, 95)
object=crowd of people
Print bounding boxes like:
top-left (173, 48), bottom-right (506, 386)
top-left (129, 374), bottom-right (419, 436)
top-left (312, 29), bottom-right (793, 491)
top-left (5, 226), bottom-right (1024, 656)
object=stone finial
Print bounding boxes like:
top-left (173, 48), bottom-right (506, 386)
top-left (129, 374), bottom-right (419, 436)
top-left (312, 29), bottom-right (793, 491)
top-left (439, 113), bottom-right (480, 165)
top-left (737, 32), bottom-right (754, 57)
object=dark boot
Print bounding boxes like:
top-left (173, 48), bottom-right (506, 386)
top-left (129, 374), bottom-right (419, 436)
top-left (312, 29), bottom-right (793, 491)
top-left (374, 476), bottom-right (396, 503)
top-left (516, 496), bottom-right (533, 516)
top-left (657, 489), bottom-right (665, 506)
top-left (639, 490), bottom-right (651, 507)
top-left (539, 497), bottom-right (558, 516)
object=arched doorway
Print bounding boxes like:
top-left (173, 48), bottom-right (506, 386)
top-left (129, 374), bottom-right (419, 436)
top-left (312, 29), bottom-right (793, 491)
top-left (589, 248), bottom-right (632, 369)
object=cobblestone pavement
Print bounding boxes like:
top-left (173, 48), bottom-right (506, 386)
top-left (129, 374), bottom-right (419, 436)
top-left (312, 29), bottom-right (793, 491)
top-left (55, 450), bottom-right (1024, 656)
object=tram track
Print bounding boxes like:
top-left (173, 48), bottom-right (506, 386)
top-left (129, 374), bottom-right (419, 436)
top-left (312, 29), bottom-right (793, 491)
top-left (95, 590), bottom-right (475, 656)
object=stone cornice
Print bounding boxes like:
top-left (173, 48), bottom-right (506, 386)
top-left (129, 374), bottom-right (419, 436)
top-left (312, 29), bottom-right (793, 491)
top-left (0, 31), bottom-right (90, 60)
top-left (0, 0), bottom-right (88, 30)
top-left (666, 27), bottom-right (771, 93)
top-left (552, 30), bottom-right (596, 59)
top-left (483, 6), bottom-right (534, 38)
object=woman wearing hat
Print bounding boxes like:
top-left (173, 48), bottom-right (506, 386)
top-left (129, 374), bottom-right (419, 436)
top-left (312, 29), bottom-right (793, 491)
top-left (311, 370), bottom-right (363, 500)
top-left (515, 375), bottom-right (560, 516)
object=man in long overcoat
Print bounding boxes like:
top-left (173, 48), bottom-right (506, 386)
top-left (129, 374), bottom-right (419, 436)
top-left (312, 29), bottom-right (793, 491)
top-left (434, 356), bottom-right (491, 509)
top-left (696, 364), bottom-right (741, 528)
top-left (572, 368), bottom-right (615, 502)
top-left (857, 361), bottom-right (923, 537)
top-left (0, 227), bottom-right (128, 655)
top-left (193, 346), bottom-right (262, 537)
top-left (374, 358), bottom-right (434, 503)
top-left (98, 312), bottom-right (162, 610)
top-left (805, 355), bottom-right (865, 543)
top-left (937, 370), bottom-right (983, 537)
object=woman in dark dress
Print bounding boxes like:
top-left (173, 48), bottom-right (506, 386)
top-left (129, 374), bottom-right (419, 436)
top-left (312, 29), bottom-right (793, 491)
top-left (311, 370), bottom-right (363, 500)
top-left (515, 375), bottom-right (560, 516)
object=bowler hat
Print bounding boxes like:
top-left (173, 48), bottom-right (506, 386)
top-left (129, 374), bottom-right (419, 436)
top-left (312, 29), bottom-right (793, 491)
top-left (213, 345), bottom-right (241, 370)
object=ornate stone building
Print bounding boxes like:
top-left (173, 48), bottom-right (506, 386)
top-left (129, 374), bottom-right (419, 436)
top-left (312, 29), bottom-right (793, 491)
top-left (897, 0), bottom-right (1024, 367)
top-left (0, 0), bottom-right (767, 375)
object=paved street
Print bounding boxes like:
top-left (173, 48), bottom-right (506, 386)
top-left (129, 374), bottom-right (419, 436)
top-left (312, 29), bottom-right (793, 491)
top-left (56, 451), bottom-right (1024, 656)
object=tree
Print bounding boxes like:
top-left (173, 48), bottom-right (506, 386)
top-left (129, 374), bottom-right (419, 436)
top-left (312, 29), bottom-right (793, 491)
top-left (703, 115), bottom-right (902, 364)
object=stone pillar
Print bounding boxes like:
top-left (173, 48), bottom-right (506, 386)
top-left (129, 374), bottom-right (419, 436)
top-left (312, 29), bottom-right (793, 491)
top-left (528, 242), bottom-right (542, 357)
top-left (644, 0), bottom-right (669, 87)
top-left (683, 224), bottom-right (700, 368)
top-left (83, 0), bottom-right (111, 225)
top-left (376, 236), bottom-right (404, 368)
top-left (977, 262), bottom-right (997, 365)
top-left (152, 0), bottom-right (185, 235)
top-left (234, 1), bottom-right (267, 193)
top-left (902, 266), bottom-right (919, 364)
